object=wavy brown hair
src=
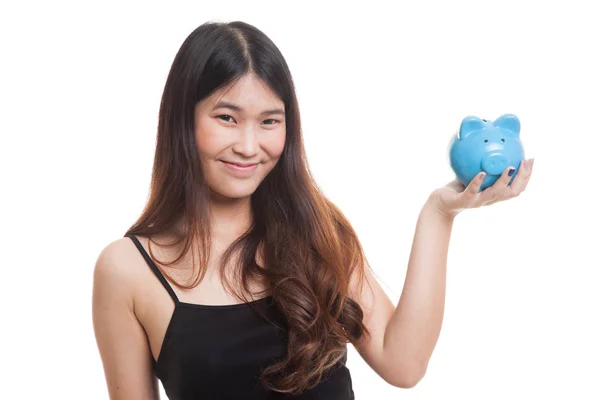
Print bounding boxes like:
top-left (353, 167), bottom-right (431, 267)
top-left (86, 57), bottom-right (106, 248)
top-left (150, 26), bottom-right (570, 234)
top-left (124, 20), bottom-right (372, 395)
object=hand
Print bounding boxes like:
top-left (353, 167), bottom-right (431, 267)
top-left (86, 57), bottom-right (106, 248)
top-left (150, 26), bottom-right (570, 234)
top-left (430, 158), bottom-right (535, 219)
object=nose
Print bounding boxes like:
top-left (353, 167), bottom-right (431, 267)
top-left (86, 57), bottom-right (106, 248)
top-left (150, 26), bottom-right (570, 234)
top-left (480, 153), bottom-right (509, 175)
top-left (232, 125), bottom-right (259, 157)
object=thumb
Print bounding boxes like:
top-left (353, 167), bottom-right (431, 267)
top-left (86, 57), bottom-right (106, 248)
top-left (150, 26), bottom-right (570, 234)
top-left (459, 172), bottom-right (486, 202)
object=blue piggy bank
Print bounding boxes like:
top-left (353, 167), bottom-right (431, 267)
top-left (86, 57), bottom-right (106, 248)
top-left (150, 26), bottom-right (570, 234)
top-left (449, 114), bottom-right (525, 191)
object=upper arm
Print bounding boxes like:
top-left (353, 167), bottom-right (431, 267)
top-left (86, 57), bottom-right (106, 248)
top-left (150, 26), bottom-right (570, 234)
top-left (92, 240), bottom-right (159, 400)
top-left (349, 260), bottom-right (416, 387)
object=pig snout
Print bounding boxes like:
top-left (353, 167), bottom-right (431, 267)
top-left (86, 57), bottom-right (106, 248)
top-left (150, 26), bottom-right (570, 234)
top-left (480, 153), bottom-right (509, 175)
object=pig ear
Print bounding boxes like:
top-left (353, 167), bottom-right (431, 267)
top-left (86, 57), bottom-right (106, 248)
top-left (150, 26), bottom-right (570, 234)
top-left (493, 113), bottom-right (520, 137)
top-left (458, 116), bottom-right (486, 140)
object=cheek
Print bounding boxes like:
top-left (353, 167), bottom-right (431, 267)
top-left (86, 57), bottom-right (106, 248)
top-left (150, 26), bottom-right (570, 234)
top-left (195, 121), bottom-right (225, 158)
top-left (264, 130), bottom-right (286, 158)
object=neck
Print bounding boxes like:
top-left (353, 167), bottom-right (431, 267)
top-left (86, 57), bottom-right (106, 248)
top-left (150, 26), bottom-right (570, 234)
top-left (208, 194), bottom-right (253, 239)
top-left (168, 193), bottom-right (253, 243)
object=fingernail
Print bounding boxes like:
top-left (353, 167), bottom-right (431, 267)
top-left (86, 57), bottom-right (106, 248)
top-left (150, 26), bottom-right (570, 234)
top-left (508, 168), bottom-right (515, 177)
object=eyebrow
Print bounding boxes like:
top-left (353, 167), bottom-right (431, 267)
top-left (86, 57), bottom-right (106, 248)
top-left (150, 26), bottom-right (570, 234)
top-left (213, 101), bottom-right (285, 116)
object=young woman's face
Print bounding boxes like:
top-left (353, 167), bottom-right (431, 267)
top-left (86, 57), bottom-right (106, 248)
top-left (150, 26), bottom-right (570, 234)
top-left (194, 73), bottom-right (286, 201)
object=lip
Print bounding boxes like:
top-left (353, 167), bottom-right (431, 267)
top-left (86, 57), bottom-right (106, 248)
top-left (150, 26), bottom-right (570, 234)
top-left (220, 160), bottom-right (259, 174)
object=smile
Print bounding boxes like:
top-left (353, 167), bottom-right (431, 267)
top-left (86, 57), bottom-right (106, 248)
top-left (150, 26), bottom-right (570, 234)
top-left (220, 160), bottom-right (259, 174)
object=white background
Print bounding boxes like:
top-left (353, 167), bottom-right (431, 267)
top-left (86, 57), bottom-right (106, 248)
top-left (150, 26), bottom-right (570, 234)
top-left (2, 0), bottom-right (599, 398)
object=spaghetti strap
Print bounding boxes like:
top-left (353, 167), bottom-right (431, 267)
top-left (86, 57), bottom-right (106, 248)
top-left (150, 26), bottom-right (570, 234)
top-left (125, 233), bottom-right (180, 304)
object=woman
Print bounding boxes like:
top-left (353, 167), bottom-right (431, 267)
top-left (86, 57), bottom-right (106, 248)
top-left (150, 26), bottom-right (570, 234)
top-left (92, 20), bottom-right (534, 399)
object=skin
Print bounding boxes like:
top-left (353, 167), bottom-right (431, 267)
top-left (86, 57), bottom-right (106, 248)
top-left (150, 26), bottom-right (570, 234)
top-left (92, 72), bottom-right (535, 398)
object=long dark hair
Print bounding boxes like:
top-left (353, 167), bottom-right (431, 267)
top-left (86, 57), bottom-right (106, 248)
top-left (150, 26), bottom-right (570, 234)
top-left (125, 20), bottom-right (372, 395)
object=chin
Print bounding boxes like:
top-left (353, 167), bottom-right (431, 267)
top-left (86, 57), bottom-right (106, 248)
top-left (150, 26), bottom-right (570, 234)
top-left (210, 185), bottom-right (258, 201)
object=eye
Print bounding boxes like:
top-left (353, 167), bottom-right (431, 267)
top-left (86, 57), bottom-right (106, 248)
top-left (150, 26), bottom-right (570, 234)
top-left (484, 139), bottom-right (489, 143)
top-left (263, 119), bottom-right (279, 125)
top-left (501, 138), bottom-right (505, 142)
top-left (218, 115), bottom-right (235, 123)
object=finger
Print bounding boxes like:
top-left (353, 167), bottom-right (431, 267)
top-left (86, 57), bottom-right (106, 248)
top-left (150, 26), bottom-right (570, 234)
top-left (459, 171), bottom-right (486, 203)
top-left (507, 158), bottom-right (534, 196)
top-left (479, 166), bottom-right (516, 205)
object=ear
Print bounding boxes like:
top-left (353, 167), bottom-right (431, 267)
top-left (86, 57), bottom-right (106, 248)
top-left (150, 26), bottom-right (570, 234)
top-left (493, 113), bottom-right (520, 137)
top-left (458, 116), bottom-right (487, 140)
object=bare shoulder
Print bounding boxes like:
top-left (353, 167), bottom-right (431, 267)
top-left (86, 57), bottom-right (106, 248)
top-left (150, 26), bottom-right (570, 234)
top-left (94, 236), bottom-right (142, 283)
top-left (95, 237), bottom-right (132, 280)
top-left (92, 236), bottom-right (159, 399)
top-left (93, 237), bottom-right (142, 307)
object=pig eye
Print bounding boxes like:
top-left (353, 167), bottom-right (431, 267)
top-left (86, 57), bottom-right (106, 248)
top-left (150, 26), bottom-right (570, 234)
top-left (484, 139), bottom-right (489, 143)
top-left (501, 138), bottom-right (505, 142)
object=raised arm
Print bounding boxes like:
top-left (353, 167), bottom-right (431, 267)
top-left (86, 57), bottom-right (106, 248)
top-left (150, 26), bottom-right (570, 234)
top-left (350, 199), bottom-right (451, 388)
top-left (92, 241), bottom-right (159, 400)
top-left (351, 161), bottom-right (533, 388)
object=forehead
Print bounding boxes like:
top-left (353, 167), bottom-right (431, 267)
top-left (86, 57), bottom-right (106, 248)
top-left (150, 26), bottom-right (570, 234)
top-left (200, 73), bottom-right (284, 112)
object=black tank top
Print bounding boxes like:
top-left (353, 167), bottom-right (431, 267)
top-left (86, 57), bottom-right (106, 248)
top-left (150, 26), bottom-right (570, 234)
top-left (126, 234), bottom-right (355, 399)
